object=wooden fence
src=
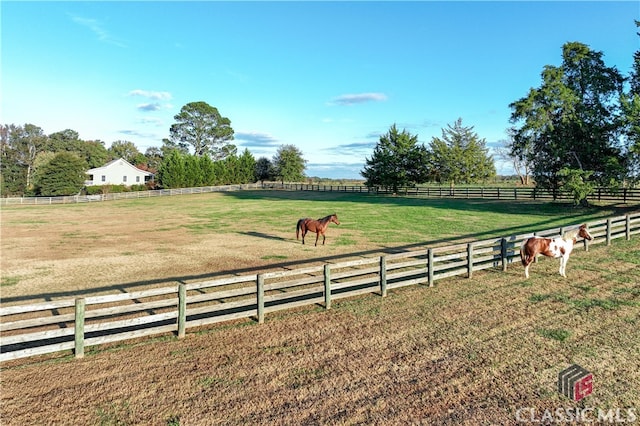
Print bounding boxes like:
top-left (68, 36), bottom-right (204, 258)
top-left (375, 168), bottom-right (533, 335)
top-left (277, 184), bottom-right (640, 204)
top-left (2, 183), bottom-right (639, 205)
top-left (1, 213), bottom-right (639, 362)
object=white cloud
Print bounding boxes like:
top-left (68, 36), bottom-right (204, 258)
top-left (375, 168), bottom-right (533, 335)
top-left (129, 89), bottom-right (173, 100)
top-left (330, 92), bottom-right (388, 106)
top-left (69, 14), bottom-right (126, 48)
top-left (235, 131), bottom-right (280, 147)
top-left (139, 117), bottom-right (164, 127)
top-left (137, 103), bottom-right (162, 112)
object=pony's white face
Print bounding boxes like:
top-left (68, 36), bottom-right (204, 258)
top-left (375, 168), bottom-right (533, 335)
top-left (578, 225), bottom-right (593, 241)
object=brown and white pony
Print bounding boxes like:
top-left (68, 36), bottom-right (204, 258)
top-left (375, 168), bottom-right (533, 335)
top-left (296, 213), bottom-right (340, 246)
top-left (520, 224), bottom-right (593, 278)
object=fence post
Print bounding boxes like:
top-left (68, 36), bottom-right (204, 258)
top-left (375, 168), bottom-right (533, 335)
top-left (501, 238), bottom-right (508, 271)
top-left (324, 264), bottom-right (332, 309)
top-left (379, 256), bottom-right (387, 297)
top-left (257, 274), bottom-right (265, 324)
top-left (428, 248), bottom-right (434, 287)
top-left (74, 298), bottom-right (85, 359)
top-left (606, 218), bottom-right (612, 246)
top-left (467, 243), bottom-right (474, 279)
top-left (178, 284), bottom-right (186, 338)
top-left (626, 214), bottom-right (631, 241)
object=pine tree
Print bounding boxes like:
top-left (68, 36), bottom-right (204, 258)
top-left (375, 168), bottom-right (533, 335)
top-left (158, 150), bottom-right (186, 188)
top-left (361, 124), bottom-right (428, 192)
top-left (428, 119), bottom-right (495, 185)
top-left (34, 152), bottom-right (86, 196)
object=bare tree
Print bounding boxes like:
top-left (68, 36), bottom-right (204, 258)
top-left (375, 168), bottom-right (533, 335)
top-left (496, 129), bottom-right (532, 185)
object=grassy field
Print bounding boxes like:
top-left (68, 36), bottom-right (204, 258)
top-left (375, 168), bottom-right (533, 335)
top-left (1, 190), bottom-right (639, 424)
top-left (1, 190), bottom-right (636, 301)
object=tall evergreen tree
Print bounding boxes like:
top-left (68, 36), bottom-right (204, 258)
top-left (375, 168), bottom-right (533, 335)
top-left (34, 152), bottom-right (86, 196)
top-left (273, 145), bottom-right (306, 183)
top-left (255, 157), bottom-right (274, 183)
top-left (199, 155), bottom-right (216, 185)
top-left (158, 150), bottom-right (186, 188)
top-left (225, 155), bottom-right (240, 184)
top-left (237, 149), bottom-right (257, 183)
top-left (428, 119), bottom-right (496, 185)
top-left (361, 124), bottom-right (428, 192)
top-left (184, 154), bottom-right (204, 187)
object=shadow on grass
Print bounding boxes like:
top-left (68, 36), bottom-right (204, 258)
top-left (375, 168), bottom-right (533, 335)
top-left (220, 189), bottom-right (639, 217)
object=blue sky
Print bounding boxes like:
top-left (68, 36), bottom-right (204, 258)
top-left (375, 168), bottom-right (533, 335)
top-left (2, 1), bottom-right (638, 179)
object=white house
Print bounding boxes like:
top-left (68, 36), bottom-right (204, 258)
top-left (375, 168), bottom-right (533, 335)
top-left (85, 158), bottom-right (154, 186)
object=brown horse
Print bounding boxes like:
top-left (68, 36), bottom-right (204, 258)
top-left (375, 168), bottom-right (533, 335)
top-left (520, 224), bottom-right (593, 278)
top-left (296, 214), bottom-right (340, 246)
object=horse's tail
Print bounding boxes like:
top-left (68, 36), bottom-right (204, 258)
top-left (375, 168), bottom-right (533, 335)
top-left (296, 219), bottom-right (303, 240)
top-left (520, 241), bottom-right (530, 266)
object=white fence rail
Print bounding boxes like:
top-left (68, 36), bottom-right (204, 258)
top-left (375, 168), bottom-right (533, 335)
top-left (0, 184), bottom-right (261, 205)
top-left (1, 213), bottom-right (639, 362)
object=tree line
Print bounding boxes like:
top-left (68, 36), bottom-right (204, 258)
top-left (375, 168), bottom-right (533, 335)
top-left (362, 119), bottom-right (496, 193)
top-left (362, 29), bottom-right (639, 204)
top-left (0, 102), bottom-right (307, 196)
top-left (2, 24), bottom-right (638, 203)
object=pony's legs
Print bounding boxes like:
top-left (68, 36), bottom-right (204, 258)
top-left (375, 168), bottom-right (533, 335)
top-left (524, 264), bottom-right (530, 279)
top-left (559, 256), bottom-right (567, 277)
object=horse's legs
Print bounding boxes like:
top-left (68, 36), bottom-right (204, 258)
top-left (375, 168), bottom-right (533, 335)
top-left (314, 232), bottom-right (320, 246)
top-left (559, 256), bottom-right (567, 277)
top-left (521, 248), bottom-right (533, 278)
top-left (322, 232), bottom-right (326, 245)
top-left (301, 229), bottom-right (307, 245)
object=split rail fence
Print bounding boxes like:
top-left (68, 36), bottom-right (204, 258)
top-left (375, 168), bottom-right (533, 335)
top-left (1, 213), bottom-right (639, 362)
top-left (2, 184), bottom-right (639, 205)
top-left (277, 184), bottom-right (640, 204)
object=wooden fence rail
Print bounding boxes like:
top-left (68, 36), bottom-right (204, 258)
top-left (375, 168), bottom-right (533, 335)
top-left (2, 184), bottom-right (639, 205)
top-left (275, 184), bottom-right (640, 204)
top-left (1, 213), bottom-right (639, 362)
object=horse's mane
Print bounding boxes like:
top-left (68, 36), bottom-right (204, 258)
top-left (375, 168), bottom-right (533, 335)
top-left (562, 228), bottom-right (580, 241)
